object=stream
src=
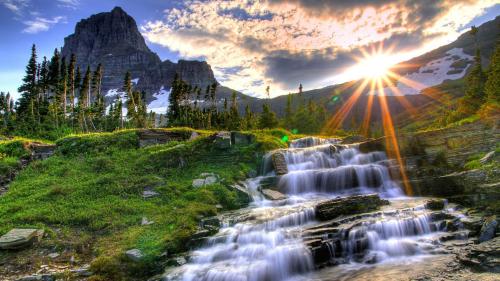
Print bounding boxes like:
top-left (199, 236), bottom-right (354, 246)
top-left (163, 137), bottom-right (474, 281)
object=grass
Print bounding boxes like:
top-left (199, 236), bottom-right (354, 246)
top-left (0, 128), bottom-right (291, 280)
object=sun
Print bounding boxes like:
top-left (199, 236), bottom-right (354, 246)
top-left (357, 54), bottom-right (393, 79)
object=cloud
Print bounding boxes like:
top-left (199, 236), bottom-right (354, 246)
top-left (56, 0), bottom-right (79, 9)
top-left (142, 0), bottom-right (497, 97)
top-left (22, 16), bottom-right (66, 34)
top-left (2, 0), bottom-right (30, 16)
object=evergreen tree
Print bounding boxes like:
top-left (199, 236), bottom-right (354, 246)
top-left (243, 104), bottom-right (255, 130)
top-left (68, 54), bottom-right (76, 122)
top-left (284, 94), bottom-right (293, 129)
top-left (60, 57), bottom-right (68, 119)
top-left (228, 91), bottom-right (240, 130)
top-left (17, 44), bottom-right (38, 125)
top-left (484, 43), bottom-right (500, 104)
top-left (258, 103), bottom-right (278, 129)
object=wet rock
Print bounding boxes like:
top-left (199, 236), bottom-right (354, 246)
top-left (0, 228), bottom-right (43, 249)
top-left (16, 274), bottom-right (55, 281)
top-left (247, 169), bottom-right (257, 178)
top-left (201, 217), bottom-right (220, 228)
top-left (126, 249), bottom-right (144, 262)
top-left (231, 132), bottom-right (255, 146)
top-left (229, 183), bottom-right (251, 204)
top-left (425, 199), bottom-right (446, 210)
top-left (213, 131), bottom-right (231, 149)
top-left (261, 189), bottom-right (286, 200)
top-left (315, 194), bottom-right (389, 221)
top-left (271, 152), bottom-right (288, 175)
top-left (479, 215), bottom-right (498, 243)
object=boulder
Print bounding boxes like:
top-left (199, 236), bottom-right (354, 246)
top-left (0, 228), bottom-right (43, 249)
top-left (315, 194), bottom-right (389, 221)
top-left (142, 188), bottom-right (159, 198)
top-left (125, 249), bottom-right (144, 262)
top-left (137, 130), bottom-right (190, 147)
top-left (271, 152), bottom-right (288, 175)
top-left (261, 189), bottom-right (287, 200)
top-left (192, 173), bottom-right (220, 188)
top-left (231, 132), bottom-right (255, 146)
top-left (213, 131), bottom-right (231, 149)
top-left (30, 143), bottom-right (56, 160)
top-left (189, 131), bottom-right (200, 141)
top-left (479, 215), bottom-right (498, 243)
top-left (425, 199), bottom-right (446, 210)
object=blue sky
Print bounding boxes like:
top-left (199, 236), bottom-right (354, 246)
top-left (1, 0), bottom-right (499, 99)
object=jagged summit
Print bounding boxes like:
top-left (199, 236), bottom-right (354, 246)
top-left (61, 7), bottom-right (217, 105)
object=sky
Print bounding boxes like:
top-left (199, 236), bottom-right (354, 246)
top-left (1, 0), bottom-right (499, 99)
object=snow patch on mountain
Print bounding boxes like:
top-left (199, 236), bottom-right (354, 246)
top-left (148, 86), bottom-right (171, 114)
top-left (131, 78), bottom-right (139, 85)
top-left (372, 48), bottom-right (473, 96)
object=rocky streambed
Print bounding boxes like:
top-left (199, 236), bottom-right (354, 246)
top-left (154, 137), bottom-right (499, 281)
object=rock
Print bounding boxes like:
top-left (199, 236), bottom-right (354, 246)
top-left (29, 143), bottom-right (56, 160)
top-left (459, 236), bottom-right (500, 272)
top-left (138, 130), bottom-right (190, 147)
top-left (229, 183), bottom-right (252, 205)
top-left (141, 217), bottom-right (154, 225)
top-left (48, 252), bottom-right (60, 259)
top-left (213, 131), bottom-right (231, 149)
top-left (231, 132), bottom-right (255, 146)
top-left (61, 7), bottom-right (217, 103)
top-left (16, 274), bottom-right (55, 281)
top-left (71, 265), bottom-right (93, 277)
top-left (271, 152), bottom-right (288, 175)
top-left (315, 194), bottom-right (389, 221)
top-left (142, 188), bottom-right (159, 198)
top-left (201, 217), bottom-right (220, 228)
top-left (125, 249), bottom-right (144, 262)
top-left (425, 199), bottom-right (446, 210)
top-left (261, 189), bottom-right (287, 200)
top-left (246, 169), bottom-right (258, 178)
top-left (479, 215), bottom-right (498, 242)
top-left (341, 135), bottom-right (368, 144)
top-left (193, 173), bottom-right (219, 187)
top-left (189, 131), bottom-right (199, 141)
top-left (0, 228), bottom-right (43, 249)
top-left (479, 151), bottom-right (496, 164)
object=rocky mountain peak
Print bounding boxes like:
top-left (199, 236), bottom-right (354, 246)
top-left (61, 7), bottom-right (218, 108)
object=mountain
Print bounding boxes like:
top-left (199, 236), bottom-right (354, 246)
top-left (262, 16), bottom-right (500, 131)
top-left (61, 7), bottom-right (255, 113)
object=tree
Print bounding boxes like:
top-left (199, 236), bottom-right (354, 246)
top-left (299, 83), bottom-right (303, 95)
top-left (68, 54), bottom-right (76, 122)
top-left (283, 94), bottom-right (293, 129)
top-left (265, 85), bottom-right (270, 99)
top-left (258, 103), bottom-right (278, 129)
top-left (228, 91), bottom-right (240, 130)
top-left (17, 44), bottom-right (38, 124)
top-left (60, 57), bottom-right (68, 119)
top-left (78, 66), bottom-right (91, 131)
top-left (484, 43), bottom-right (500, 104)
top-left (243, 104), bottom-right (255, 130)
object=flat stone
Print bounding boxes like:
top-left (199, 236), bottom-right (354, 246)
top-left (125, 249), bottom-right (144, 262)
top-left (261, 189), bottom-right (287, 200)
top-left (0, 228), bottom-right (42, 249)
top-left (231, 132), bottom-right (255, 146)
top-left (192, 179), bottom-right (205, 188)
top-left (48, 252), bottom-right (60, 258)
top-left (315, 194), bottom-right (389, 221)
top-left (425, 199), bottom-right (446, 210)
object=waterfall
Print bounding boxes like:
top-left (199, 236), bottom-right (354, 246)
top-left (165, 137), bottom-right (463, 281)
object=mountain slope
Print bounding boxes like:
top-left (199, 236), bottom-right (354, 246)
top-left (61, 7), bottom-right (257, 113)
top-left (262, 16), bottom-right (499, 131)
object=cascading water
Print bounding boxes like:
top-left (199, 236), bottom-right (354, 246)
top-left (165, 137), bottom-right (465, 281)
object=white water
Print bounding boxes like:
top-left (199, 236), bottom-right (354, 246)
top-left (164, 137), bottom-right (460, 281)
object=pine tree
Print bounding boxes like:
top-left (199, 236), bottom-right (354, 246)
top-left (258, 103), bottom-right (278, 129)
top-left (484, 43), bottom-right (500, 104)
top-left (299, 83), bottom-right (303, 95)
top-left (68, 54), bottom-right (76, 122)
top-left (228, 91), bottom-right (240, 130)
top-left (284, 94), bottom-right (293, 129)
top-left (60, 57), bottom-right (68, 119)
top-left (17, 44), bottom-right (38, 125)
top-left (78, 66), bottom-right (91, 131)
